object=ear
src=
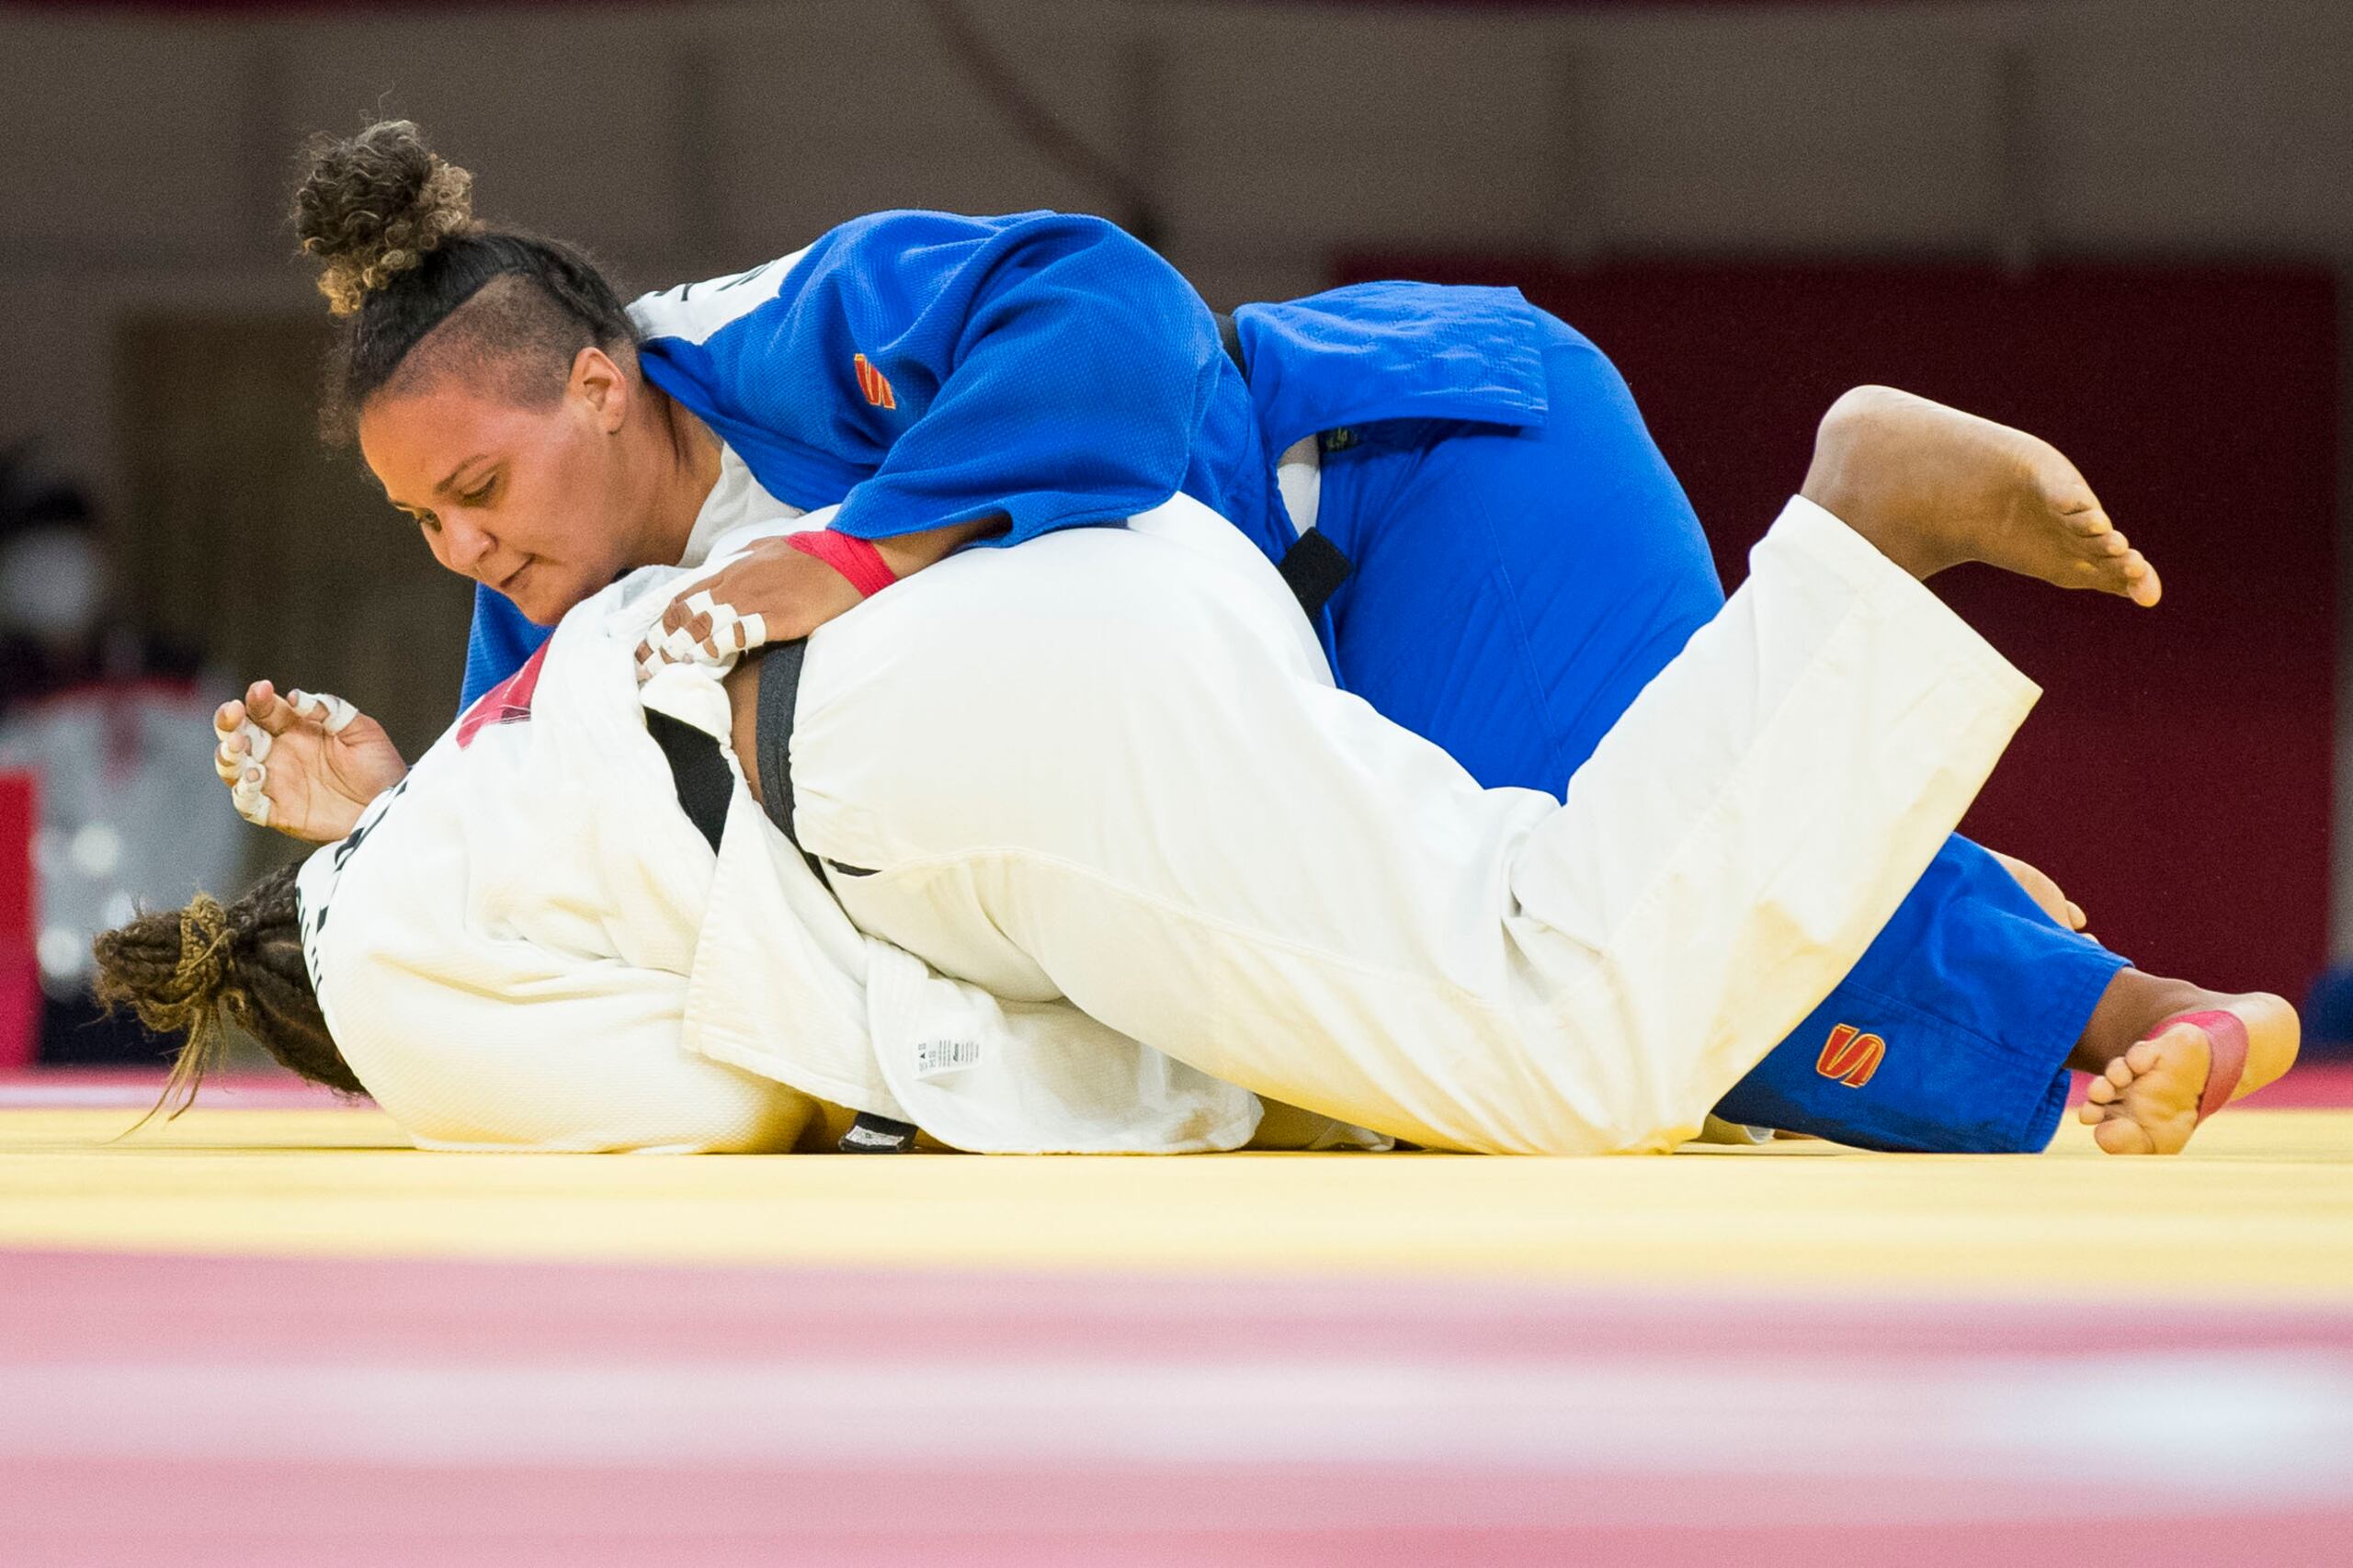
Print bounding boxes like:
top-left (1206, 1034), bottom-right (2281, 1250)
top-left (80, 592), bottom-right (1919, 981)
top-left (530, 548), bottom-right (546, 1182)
top-left (570, 345), bottom-right (632, 435)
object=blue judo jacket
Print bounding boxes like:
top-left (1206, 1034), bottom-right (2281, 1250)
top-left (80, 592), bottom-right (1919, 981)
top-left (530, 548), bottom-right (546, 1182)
top-left (460, 209), bottom-right (1551, 707)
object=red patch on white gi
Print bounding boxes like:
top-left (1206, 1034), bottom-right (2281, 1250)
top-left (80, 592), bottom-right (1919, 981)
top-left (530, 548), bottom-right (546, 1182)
top-left (456, 642), bottom-right (550, 749)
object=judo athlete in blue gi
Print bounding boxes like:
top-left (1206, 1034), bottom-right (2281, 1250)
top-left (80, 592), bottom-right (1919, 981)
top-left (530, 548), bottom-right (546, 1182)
top-left (222, 119), bottom-right (2295, 1157)
top-left (614, 221), bottom-right (2138, 1156)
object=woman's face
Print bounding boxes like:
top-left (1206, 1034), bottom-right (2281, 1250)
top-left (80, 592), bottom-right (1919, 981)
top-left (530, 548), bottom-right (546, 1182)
top-left (358, 347), bottom-right (642, 625)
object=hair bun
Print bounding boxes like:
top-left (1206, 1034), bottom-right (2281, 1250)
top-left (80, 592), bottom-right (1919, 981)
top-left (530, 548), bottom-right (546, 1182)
top-left (293, 119), bottom-right (477, 316)
top-left (91, 893), bottom-right (237, 1040)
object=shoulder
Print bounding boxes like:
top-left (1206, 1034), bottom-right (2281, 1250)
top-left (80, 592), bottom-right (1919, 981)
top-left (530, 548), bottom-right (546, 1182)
top-left (632, 210), bottom-right (1147, 352)
top-left (622, 213), bottom-right (1047, 347)
top-left (628, 244), bottom-right (820, 349)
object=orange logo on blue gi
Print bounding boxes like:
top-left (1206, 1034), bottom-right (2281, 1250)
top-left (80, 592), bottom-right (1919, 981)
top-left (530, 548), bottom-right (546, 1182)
top-left (853, 353), bottom-right (897, 410)
top-left (1815, 1023), bottom-right (1885, 1087)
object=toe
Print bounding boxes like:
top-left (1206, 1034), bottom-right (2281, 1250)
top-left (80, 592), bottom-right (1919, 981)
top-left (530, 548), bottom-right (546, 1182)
top-left (2106, 1058), bottom-right (2136, 1088)
top-left (2075, 540), bottom-right (2149, 603)
top-left (2063, 503), bottom-right (2113, 538)
top-left (2095, 1115), bottom-right (2155, 1155)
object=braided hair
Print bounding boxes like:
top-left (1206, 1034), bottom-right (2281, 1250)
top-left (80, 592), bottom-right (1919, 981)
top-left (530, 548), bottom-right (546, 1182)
top-left (91, 864), bottom-right (362, 1126)
top-left (290, 118), bottom-right (638, 441)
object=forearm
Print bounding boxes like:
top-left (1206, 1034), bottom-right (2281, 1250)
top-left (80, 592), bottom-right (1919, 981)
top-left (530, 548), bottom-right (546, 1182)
top-left (822, 214), bottom-right (1220, 551)
top-left (870, 517), bottom-right (1002, 578)
top-left (787, 517), bottom-right (1000, 604)
top-left (646, 518), bottom-right (998, 679)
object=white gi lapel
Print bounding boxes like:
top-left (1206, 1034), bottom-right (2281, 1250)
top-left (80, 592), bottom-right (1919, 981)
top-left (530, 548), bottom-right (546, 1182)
top-left (637, 662), bottom-right (909, 1121)
top-left (687, 785), bottom-right (911, 1119)
top-left (626, 521), bottom-right (1267, 1155)
top-left (641, 634), bottom-right (1263, 1153)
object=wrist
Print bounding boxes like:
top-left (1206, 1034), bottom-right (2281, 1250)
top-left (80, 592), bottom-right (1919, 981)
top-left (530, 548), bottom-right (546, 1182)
top-left (875, 517), bottom-right (999, 578)
top-left (870, 535), bottom-right (929, 579)
top-left (328, 767), bottom-right (406, 837)
top-left (788, 529), bottom-right (900, 598)
top-left (336, 755), bottom-right (409, 821)
top-left (306, 798), bottom-right (368, 844)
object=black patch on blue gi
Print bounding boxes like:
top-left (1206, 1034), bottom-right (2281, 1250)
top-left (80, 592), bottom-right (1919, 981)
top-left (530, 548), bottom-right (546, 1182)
top-left (1277, 529), bottom-right (1353, 621)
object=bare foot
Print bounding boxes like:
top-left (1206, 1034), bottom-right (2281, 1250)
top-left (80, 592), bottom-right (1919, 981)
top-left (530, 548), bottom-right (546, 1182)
top-left (1802, 385), bottom-right (2161, 606)
top-left (2079, 992), bottom-right (2299, 1153)
top-left (1986, 847), bottom-right (2087, 931)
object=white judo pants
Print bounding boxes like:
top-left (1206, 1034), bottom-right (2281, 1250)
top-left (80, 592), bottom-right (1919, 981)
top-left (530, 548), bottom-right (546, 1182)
top-left (786, 494), bottom-right (2039, 1154)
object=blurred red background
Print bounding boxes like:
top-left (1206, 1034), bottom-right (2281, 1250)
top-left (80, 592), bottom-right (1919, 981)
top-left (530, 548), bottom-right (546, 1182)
top-left (1344, 257), bottom-right (2336, 999)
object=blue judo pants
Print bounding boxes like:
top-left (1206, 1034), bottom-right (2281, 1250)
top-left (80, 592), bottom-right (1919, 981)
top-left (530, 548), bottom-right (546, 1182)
top-left (1313, 316), bottom-right (2128, 1153)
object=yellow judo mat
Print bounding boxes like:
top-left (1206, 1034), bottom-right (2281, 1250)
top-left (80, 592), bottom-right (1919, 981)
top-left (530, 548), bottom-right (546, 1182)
top-left (6, 1089), bottom-right (2353, 1562)
top-left (5, 1099), bottom-right (2349, 1301)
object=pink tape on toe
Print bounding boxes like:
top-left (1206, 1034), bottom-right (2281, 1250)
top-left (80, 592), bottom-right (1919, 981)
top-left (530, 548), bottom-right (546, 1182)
top-left (2152, 1009), bottom-right (2250, 1122)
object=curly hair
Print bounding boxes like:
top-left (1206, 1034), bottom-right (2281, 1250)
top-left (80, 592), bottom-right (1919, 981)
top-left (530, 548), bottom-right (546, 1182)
top-left (294, 118), bottom-right (480, 317)
top-left (92, 864), bottom-right (363, 1127)
top-left (291, 118), bottom-right (639, 441)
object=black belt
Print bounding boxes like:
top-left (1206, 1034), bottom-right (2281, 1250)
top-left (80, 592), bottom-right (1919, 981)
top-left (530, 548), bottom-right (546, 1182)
top-left (1212, 311), bottom-right (1352, 624)
top-left (752, 639), bottom-right (823, 881)
top-left (1213, 310), bottom-right (1245, 371)
top-left (642, 646), bottom-right (922, 1155)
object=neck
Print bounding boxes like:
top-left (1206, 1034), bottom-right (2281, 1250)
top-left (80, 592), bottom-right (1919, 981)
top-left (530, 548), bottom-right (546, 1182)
top-left (637, 381), bottom-right (723, 567)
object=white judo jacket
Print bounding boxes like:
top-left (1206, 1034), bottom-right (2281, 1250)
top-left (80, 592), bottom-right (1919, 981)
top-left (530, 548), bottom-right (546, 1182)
top-left (299, 483), bottom-right (2035, 1157)
top-left (294, 513), bottom-right (1273, 1155)
top-left (765, 494), bottom-right (2040, 1155)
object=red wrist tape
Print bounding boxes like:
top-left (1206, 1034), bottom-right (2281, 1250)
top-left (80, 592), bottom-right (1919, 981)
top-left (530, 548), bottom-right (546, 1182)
top-left (788, 528), bottom-right (900, 598)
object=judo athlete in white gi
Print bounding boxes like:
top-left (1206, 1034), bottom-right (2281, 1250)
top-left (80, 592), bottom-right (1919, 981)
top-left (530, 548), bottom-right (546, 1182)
top-left (199, 120), bottom-right (2290, 1154)
top-left (108, 402), bottom-right (2295, 1157)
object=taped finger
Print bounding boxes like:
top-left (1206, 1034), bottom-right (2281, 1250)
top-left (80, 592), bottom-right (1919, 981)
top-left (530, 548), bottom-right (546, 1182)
top-left (231, 766), bottom-right (271, 827)
top-left (214, 726), bottom-right (249, 781)
top-left (244, 685), bottom-right (298, 734)
top-left (697, 601), bottom-right (763, 656)
top-left (289, 688), bottom-right (358, 733)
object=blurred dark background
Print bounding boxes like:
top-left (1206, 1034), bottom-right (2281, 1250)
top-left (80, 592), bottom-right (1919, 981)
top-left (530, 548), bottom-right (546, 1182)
top-left (0, 0), bottom-right (2344, 1055)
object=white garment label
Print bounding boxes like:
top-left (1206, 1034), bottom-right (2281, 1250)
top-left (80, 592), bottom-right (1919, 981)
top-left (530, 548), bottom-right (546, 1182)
top-left (914, 1038), bottom-right (983, 1079)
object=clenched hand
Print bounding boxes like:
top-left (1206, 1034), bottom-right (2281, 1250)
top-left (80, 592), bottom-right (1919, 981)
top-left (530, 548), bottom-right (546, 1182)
top-left (634, 535), bottom-right (864, 681)
top-left (213, 680), bottom-right (409, 842)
